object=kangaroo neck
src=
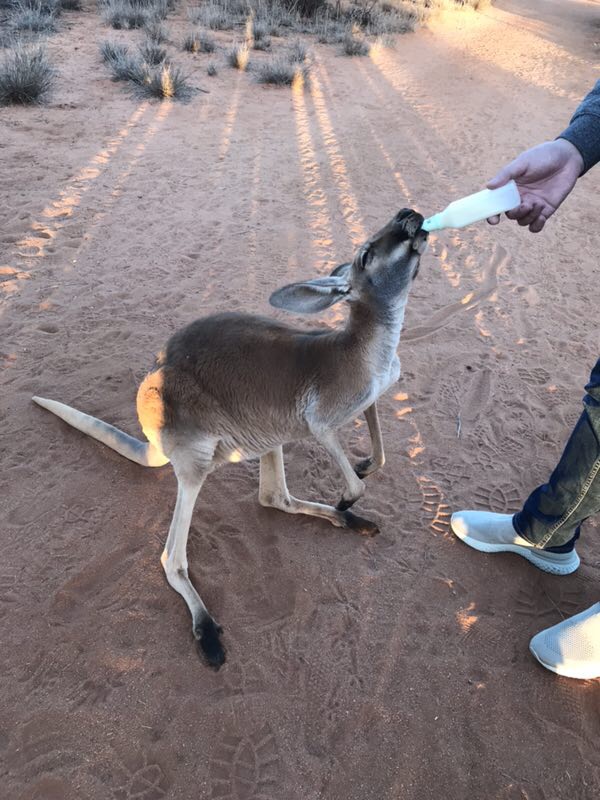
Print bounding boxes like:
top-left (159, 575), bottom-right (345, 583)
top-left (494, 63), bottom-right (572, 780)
top-left (343, 297), bottom-right (408, 367)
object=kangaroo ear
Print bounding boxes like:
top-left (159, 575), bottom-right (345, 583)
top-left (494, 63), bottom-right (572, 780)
top-left (329, 262), bottom-right (352, 279)
top-left (269, 275), bottom-right (350, 314)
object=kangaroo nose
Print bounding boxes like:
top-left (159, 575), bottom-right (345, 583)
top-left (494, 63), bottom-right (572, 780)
top-left (394, 208), bottom-right (424, 234)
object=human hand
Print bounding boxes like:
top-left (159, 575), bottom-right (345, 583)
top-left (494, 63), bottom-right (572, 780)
top-left (487, 139), bottom-right (584, 232)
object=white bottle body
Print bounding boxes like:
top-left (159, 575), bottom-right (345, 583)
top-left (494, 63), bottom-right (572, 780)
top-left (422, 180), bottom-right (521, 232)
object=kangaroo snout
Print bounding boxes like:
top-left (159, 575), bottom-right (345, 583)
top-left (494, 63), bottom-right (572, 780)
top-left (393, 208), bottom-right (425, 237)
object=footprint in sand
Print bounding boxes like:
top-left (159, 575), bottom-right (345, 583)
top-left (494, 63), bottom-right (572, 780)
top-left (515, 576), bottom-right (586, 621)
top-left (209, 723), bottom-right (281, 800)
top-left (111, 750), bottom-right (170, 800)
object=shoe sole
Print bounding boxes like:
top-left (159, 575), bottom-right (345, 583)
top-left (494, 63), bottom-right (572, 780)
top-left (451, 521), bottom-right (580, 576)
top-left (529, 644), bottom-right (600, 680)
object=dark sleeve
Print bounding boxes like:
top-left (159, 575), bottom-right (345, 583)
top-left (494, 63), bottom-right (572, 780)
top-left (558, 80), bottom-right (600, 174)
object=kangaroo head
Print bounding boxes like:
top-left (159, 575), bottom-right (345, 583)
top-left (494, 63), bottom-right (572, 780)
top-left (269, 208), bottom-right (428, 315)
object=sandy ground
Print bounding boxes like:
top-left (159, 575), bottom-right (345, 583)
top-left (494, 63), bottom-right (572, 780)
top-left (1, 1), bottom-right (600, 798)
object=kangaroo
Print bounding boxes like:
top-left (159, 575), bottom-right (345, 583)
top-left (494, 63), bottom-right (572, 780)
top-left (33, 208), bottom-right (428, 669)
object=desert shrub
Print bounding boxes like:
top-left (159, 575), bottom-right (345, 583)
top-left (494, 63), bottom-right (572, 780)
top-left (139, 63), bottom-right (191, 99)
top-left (278, 0), bottom-right (325, 18)
top-left (0, 42), bottom-right (55, 104)
top-left (144, 20), bottom-right (169, 42)
top-left (250, 17), bottom-right (266, 40)
top-left (366, 9), bottom-right (416, 35)
top-left (139, 39), bottom-right (166, 64)
top-left (316, 18), bottom-right (346, 43)
top-left (182, 30), bottom-right (216, 53)
top-left (107, 51), bottom-right (150, 83)
top-left (252, 35), bottom-right (270, 50)
top-left (287, 38), bottom-right (308, 63)
top-left (10, 0), bottom-right (58, 32)
top-left (246, 17), bottom-right (268, 48)
top-left (59, 0), bottom-right (81, 9)
top-left (187, 2), bottom-right (236, 30)
top-left (341, 31), bottom-right (370, 55)
top-left (102, 0), bottom-right (168, 30)
top-left (206, 60), bottom-right (217, 75)
top-left (100, 39), bottom-right (128, 63)
top-left (254, 5), bottom-right (296, 35)
top-left (255, 54), bottom-right (308, 86)
top-left (226, 42), bottom-right (249, 70)
top-left (16, 0), bottom-right (59, 12)
top-left (182, 32), bottom-right (199, 52)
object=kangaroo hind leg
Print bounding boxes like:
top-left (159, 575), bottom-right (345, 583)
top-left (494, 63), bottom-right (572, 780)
top-left (162, 449), bottom-right (225, 669)
top-left (259, 446), bottom-right (378, 537)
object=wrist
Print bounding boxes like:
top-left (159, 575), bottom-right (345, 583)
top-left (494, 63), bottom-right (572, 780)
top-left (555, 131), bottom-right (588, 176)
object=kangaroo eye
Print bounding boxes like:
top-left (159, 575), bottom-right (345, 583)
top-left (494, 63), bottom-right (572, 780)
top-left (360, 248), bottom-right (370, 270)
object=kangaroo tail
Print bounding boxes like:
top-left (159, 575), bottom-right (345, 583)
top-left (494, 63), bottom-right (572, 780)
top-left (33, 396), bottom-right (169, 467)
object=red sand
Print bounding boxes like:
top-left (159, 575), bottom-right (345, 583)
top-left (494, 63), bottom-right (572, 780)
top-left (1, 1), bottom-right (599, 798)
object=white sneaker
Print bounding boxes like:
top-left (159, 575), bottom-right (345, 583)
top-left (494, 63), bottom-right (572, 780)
top-left (529, 603), bottom-right (600, 680)
top-left (450, 511), bottom-right (580, 576)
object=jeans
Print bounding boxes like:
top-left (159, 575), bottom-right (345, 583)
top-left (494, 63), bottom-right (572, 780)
top-left (513, 358), bottom-right (600, 551)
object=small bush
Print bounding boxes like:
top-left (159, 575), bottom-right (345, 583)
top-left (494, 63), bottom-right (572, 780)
top-left (251, 18), bottom-right (268, 41)
top-left (341, 32), bottom-right (370, 56)
top-left (253, 7), bottom-right (291, 37)
top-left (139, 39), bottom-right (166, 65)
top-left (182, 32), bottom-right (199, 52)
top-left (188, 3), bottom-right (235, 30)
top-left (16, 0), bottom-right (59, 13)
top-left (287, 39), bottom-right (308, 63)
top-left (226, 42), bottom-right (249, 70)
top-left (256, 54), bottom-right (309, 87)
top-left (252, 36), bottom-right (271, 51)
top-left (0, 43), bottom-right (55, 104)
top-left (249, 17), bottom-right (271, 49)
top-left (107, 51), bottom-right (150, 83)
top-left (283, 0), bottom-right (325, 17)
top-left (10, 1), bottom-right (58, 32)
top-left (366, 9), bottom-right (416, 36)
top-left (182, 30), bottom-right (216, 53)
top-left (144, 20), bottom-right (169, 43)
top-left (139, 63), bottom-right (191, 99)
top-left (100, 39), bottom-right (128, 64)
top-left (59, 0), bottom-right (81, 9)
top-left (102, 0), bottom-right (168, 30)
top-left (206, 60), bottom-right (217, 76)
top-left (316, 19), bottom-right (346, 44)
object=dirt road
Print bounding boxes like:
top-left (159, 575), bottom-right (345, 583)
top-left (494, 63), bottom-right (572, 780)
top-left (1, 2), bottom-right (599, 797)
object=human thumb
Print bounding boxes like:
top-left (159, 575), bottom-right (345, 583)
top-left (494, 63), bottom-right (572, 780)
top-left (487, 158), bottom-right (526, 190)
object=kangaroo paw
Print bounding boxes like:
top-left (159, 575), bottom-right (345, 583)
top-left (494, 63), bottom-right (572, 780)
top-left (194, 617), bottom-right (226, 670)
top-left (342, 511), bottom-right (379, 537)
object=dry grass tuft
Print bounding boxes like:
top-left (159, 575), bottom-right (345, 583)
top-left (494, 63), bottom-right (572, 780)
top-left (226, 41), bottom-right (249, 70)
top-left (144, 20), bottom-right (169, 43)
top-left (255, 53), bottom-right (309, 87)
top-left (139, 38), bottom-right (166, 65)
top-left (102, 0), bottom-right (169, 31)
top-left (141, 62), bottom-right (191, 99)
top-left (287, 38), bottom-right (308, 63)
top-left (341, 30), bottom-right (370, 56)
top-left (10, 0), bottom-right (58, 33)
top-left (100, 39), bottom-right (128, 64)
top-left (0, 42), bottom-right (55, 104)
top-left (182, 30), bottom-right (216, 53)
